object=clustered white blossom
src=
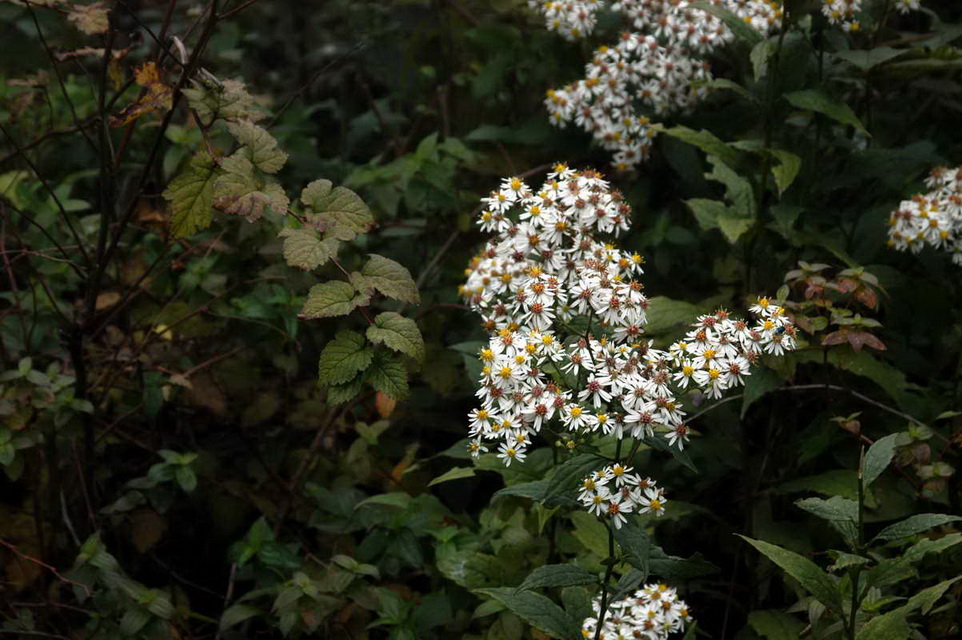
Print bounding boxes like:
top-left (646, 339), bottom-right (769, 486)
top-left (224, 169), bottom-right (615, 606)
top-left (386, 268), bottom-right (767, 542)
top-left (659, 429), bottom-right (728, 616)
top-left (581, 583), bottom-right (692, 639)
top-left (887, 166), bottom-right (962, 265)
top-left (460, 167), bottom-right (797, 512)
top-left (821, 0), bottom-right (920, 31)
top-left (533, 1), bottom-right (782, 170)
top-left (579, 464), bottom-right (666, 529)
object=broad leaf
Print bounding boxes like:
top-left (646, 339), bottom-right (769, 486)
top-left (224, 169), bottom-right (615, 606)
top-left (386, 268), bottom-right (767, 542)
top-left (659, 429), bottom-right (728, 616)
top-left (278, 228), bottom-right (339, 270)
top-left (164, 152), bottom-right (218, 238)
top-left (428, 467), bottom-right (475, 486)
top-left (301, 179), bottom-right (374, 241)
top-left (301, 281), bottom-right (366, 319)
top-left (740, 536), bottom-right (840, 610)
top-left (476, 587), bottom-right (579, 639)
top-left (784, 90), bottom-right (867, 134)
top-left (317, 331), bottom-right (373, 385)
top-left (226, 121), bottom-right (288, 173)
top-left (614, 519), bottom-right (650, 578)
top-left (748, 610), bottom-right (805, 640)
top-left (213, 155), bottom-right (289, 222)
top-left (367, 312), bottom-right (424, 361)
top-left (365, 352), bottom-right (409, 400)
top-left (863, 433), bottom-right (899, 487)
top-left (516, 564), bottom-right (597, 591)
top-left (873, 514), bottom-right (962, 542)
top-left (796, 496), bottom-right (858, 550)
top-left (357, 254), bottom-right (420, 304)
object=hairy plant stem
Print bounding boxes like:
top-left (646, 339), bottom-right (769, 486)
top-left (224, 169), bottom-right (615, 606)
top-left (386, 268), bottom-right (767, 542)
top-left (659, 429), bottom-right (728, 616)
top-left (593, 437), bottom-right (622, 640)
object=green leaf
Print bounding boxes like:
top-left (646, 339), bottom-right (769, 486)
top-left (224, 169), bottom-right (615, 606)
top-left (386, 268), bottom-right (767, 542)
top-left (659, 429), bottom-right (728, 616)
top-left (226, 121), bottom-right (288, 174)
top-left (873, 514), bottom-right (962, 542)
top-left (644, 296), bottom-right (703, 336)
top-left (516, 564), bottom-right (597, 591)
top-left (613, 519), bottom-right (650, 578)
top-left (769, 149), bottom-right (801, 195)
top-left (476, 587), bottom-right (579, 639)
top-left (301, 281), bottom-right (367, 319)
top-left (326, 377), bottom-right (363, 405)
top-left (706, 155), bottom-right (755, 217)
top-left (784, 90), bottom-right (868, 134)
top-left (367, 312), bottom-right (424, 361)
top-left (428, 466), bottom-right (475, 486)
top-left (906, 576), bottom-right (961, 614)
top-left (778, 470), bottom-right (860, 501)
top-left (357, 255), bottom-right (420, 304)
top-left (278, 228), bottom-right (339, 271)
top-left (903, 532), bottom-right (962, 562)
top-left (301, 179), bottom-right (374, 241)
top-left (684, 198), bottom-right (725, 232)
top-left (543, 454), bottom-right (603, 508)
top-left (717, 212), bottom-right (753, 244)
top-left (184, 78), bottom-right (261, 123)
top-left (863, 433), bottom-right (899, 487)
top-left (661, 126), bottom-right (742, 168)
top-left (751, 38), bottom-right (777, 81)
top-left (741, 368), bottom-right (783, 417)
top-left (739, 536), bottom-right (840, 610)
top-left (833, 48), bottom-right (907, 71)
top-left (317, 331), bottom-right (373, 385)
top-left (164, 152), bottom-right (218, 238)
top-left (365, 352), bottom-right (410, 400)
top-left (855, 608), bottom-right (911, 640)
top-left (827, 551), bottom-right (871, 572)
top-left (748, 610), bottom-right (805, 640)
top-left (796, 496), bottom-right (858, 550)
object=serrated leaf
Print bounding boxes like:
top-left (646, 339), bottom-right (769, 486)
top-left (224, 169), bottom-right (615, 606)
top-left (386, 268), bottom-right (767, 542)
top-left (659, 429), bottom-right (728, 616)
top-left (301, 281), bottom-right (365, 319)
top-left (326, 377), bottom-right (363, 405)
top-left (740, 536), bottom-right (840, 610)
top-left (226, 121), bottom-right (287, 173)
top-left (863, 433), bottom-right (899, 487)
top-left (365, 352), bottom-right (409, 401)
top-left (516, 564), bottom-right (597, 592)
top-left (213, 155), bottom-right (289, 222)
top-left (770, 149), bottom-right (801, 195)
top-left (428, 466), bottom-right (475, 486)
top-left (476, 587), bottom-right (579, 639)
top-left (367, 312), bottom-right (424, 361)
top-left (855, 608), bottom-right (911, 640)
top-left (796, 497), bottom-right (858, 550)
top-left (184, 78), bottom-right (262, 123)
top-left (301, 179), bottom-right (374, 241)
top-left (906, 576), bottom-right (961, 615)
top-left (717, 211), bottom-right (753, 243)
top-left (543, 454), bottom-right (603, 508)
top-left (164, 152), bottom-right (218, 238)
top-left (784, 90), bottom-right (867, 134)
top-left (827, 551), bottom-right (871, 572)
top-left (317, 331), bottom-right (373, 385)
top-left (872, 514), bottom-right (962, 542)
top-left (278, 228), bottom-right (339, 270)
top-left (359, 254), bottom-right (420, 304)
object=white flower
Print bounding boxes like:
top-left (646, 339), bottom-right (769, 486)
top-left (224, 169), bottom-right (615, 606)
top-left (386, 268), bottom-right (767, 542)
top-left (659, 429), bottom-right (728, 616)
top-left (581, 582), bottom-right (693, 640)
top-left (888, 166), bottom-right (962, 265)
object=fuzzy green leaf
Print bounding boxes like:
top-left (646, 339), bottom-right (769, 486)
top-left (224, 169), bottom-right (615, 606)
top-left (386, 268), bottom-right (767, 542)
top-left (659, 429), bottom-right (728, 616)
top-left (367, 312), bottom-right (424, 361)
top-left (301, 281), bottom-right (367, 319)
top-left (213, 155), bottom-right (289, 222)
top-left (358, 254), bottom-right (420, 304)
top-left (614, 519), bottom-right (651, 578)
top-left (278, 228), bottom-right (339, 271)
top-left (226, 121), bottom-right (288, 173)
top-left (873, 514), bottom-right (962, 542)
top-left (317, 331), bottom-right (373, 386)
top-left (301, 179), bottom-right (374, 241)
top-left (164, 152), bottom-right (218, 238)
top-left (184, 78), bottom-right (262, 123)
top-left (365, 352), bottom-right (409, 400)
top-left (796, 496), bottom-right (858, 550)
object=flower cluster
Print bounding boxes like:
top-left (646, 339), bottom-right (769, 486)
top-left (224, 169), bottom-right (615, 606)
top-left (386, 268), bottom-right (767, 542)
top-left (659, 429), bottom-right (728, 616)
top-left (821, 0), bottom-right (920, 31)
top-left (887, 166), bottom-right (962, 265)
top-left (579, 464), bottom-right (666, 529)
top-left (461, 166), bottom-right (796, 479)
top-left (581, 583), bottom-right (692, 639)
top-left (536, 1), bottom-right (782, 170)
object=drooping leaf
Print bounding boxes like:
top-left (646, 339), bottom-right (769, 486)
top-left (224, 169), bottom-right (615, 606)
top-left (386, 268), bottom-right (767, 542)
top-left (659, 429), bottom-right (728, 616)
top-left (661, 126), bottom-right (742, 168)
top-left (301, 281), bottom-right (367, 319)
top-left (326, 377), bottom-right (364, 405)
top-left (795, 496), bottom-right (858, 550)
top-left (164, 152), bottom-right (218, 238)
top-left (226, 121), bottom-right (288, 174)
top-left (428, 467), bottom-right (475, 487)
top-left (67, 2), bottom-right (109, 35)
top-left (476, 587), bottom-right (579, 639)
top-left (278, 228), bottom-right (339, 271)
top-left (613, 519), bottom-right (650, 578)
top-left (769, 149), bottom-right (801, 195)
top-left (748, 610), bottom-right (805, 640)
top-left (317, 331), bottom-right (373, 385)
top-left (357, 254), bottom-right (420, 304)
top-left (542, 454), bottom-right (603, 508)
top-left (784, 90), bottom-right (868, 134)
top-left (367, 312), bottom-right (424, 361)
top-left (739, 536), bottom-right (840, 610)
top-left (516, 564), bottom-right (598, 592)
